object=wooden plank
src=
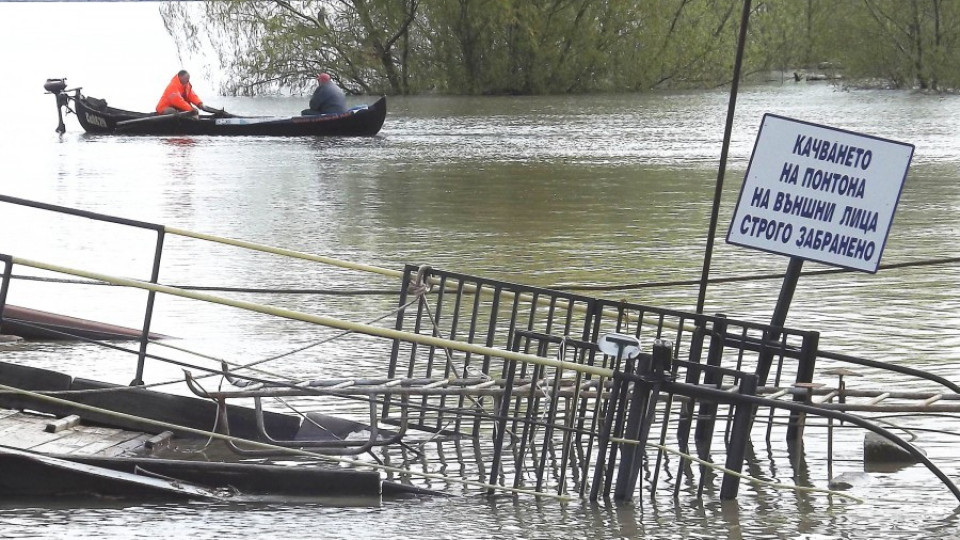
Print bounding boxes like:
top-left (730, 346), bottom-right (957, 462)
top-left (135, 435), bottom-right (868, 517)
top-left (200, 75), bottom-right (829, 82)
top-left (0, 412), bottom-right (55, 429)
top-left (98, 433), bottom-right (151, 457)
top-left (0, 421), bottom-right (69, 449)
top-left (78, 425), bottom-right (125, 436)
top-left (31, 430), bottom-right (109, 455)
top-left (31, 425), bottom-right (126, 455)
top-left (865, 392), bottom-right (890, 406)
top-left (144, 431), bottom-right (174, 450)
top-left (45, 414), bottom-right (81, 433)
top-left (73, 429), bottom-right (146, 456)
top-left (0, 414), bottom-right (50, 438)
top-left (923, 394), bottom-right (943, 406)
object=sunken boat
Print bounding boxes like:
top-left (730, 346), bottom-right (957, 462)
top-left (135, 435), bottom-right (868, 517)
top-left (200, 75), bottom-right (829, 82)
top-left (0, 360), bottom-right (421, 502)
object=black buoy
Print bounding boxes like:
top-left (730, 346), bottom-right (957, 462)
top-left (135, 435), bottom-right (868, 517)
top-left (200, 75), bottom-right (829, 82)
top-left (44, 78), bottom-right (68, 133)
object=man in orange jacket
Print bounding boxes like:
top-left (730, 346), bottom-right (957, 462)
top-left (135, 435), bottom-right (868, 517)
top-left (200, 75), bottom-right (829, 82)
top-left (156, 70), bottom-right (216, 115)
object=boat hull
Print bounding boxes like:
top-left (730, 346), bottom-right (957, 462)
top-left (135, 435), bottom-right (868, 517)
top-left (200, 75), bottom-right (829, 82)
top-left (0, 304), bottom-right (165, 341)
top-left (72, 93), bottom-right (386, 136)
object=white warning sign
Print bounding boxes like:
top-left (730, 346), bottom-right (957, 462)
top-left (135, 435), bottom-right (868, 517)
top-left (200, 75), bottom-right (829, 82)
top-left (727, 114), bottom-right (913, 273)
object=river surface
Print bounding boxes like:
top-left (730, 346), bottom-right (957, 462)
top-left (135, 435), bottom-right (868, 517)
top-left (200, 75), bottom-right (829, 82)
top-left (3, 3), bottom-right (960, 540)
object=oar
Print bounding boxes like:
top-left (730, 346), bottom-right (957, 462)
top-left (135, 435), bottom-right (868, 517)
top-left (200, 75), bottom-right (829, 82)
top-left (116, 110), bottom-right (195, 129)
top-left (201, 105), bottom-right (235, 118)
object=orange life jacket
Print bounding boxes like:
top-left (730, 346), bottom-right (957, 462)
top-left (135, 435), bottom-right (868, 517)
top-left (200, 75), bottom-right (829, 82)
top-left (155, 75), bottom-right (202, 113)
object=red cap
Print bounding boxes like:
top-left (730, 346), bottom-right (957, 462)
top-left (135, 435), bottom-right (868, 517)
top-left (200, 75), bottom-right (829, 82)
top-left (318, 73), bottom-right (331, 84)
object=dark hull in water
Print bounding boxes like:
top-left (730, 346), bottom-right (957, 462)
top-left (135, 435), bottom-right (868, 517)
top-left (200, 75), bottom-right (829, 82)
top-left (0, 304), bottom-right (165, 341)
top-left (0, 446), bottom-right (225, 500)
top-left (73, 92), bottom-right (387, 137)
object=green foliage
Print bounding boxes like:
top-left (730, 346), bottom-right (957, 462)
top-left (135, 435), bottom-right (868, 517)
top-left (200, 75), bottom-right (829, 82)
top-left (824, 0), bottom-right (960, 91)
top-left (160, 0), bottom-right (960, 95)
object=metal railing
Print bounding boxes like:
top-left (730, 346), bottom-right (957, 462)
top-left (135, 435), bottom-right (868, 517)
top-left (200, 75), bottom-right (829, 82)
top-left (2, 195), bottom-right (959, 502)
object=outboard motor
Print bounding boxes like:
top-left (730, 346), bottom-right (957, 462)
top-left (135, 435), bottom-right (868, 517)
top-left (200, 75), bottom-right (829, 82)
top-left (43, 78), bottom-right (67, 94)
top-left (44, 78), bottom-right (69, 133)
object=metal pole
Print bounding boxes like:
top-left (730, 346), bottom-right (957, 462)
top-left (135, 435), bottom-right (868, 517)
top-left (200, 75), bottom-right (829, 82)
top-left (696, 0), bottom-right (753, 314)
top-left (770, 257), bottom-right (804, 331)
top-left (756, 256), bottom-right (804, 384)
top-left (0, 255), bottom-right (12, 326)
top-left (720, 373), bottom-right (758, 499)
top-left (488, 358), bottom-right (517, 496)
top-left (132, 229), bottom-right (166, 386)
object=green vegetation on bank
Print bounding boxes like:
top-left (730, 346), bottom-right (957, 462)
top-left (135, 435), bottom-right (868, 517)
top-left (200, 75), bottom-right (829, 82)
top-left (161, 0), bottom-right (960, 96)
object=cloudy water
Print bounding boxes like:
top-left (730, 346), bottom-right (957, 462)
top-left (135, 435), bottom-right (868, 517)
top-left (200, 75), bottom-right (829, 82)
top-left (2, 3), bottom-right (960, 539)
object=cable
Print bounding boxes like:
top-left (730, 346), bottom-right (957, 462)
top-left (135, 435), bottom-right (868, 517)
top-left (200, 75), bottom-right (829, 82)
top-left (10, 255), bottom-right (960, 295)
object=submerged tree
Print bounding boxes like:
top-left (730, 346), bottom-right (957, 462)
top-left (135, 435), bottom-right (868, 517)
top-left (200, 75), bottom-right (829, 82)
top-left (161, 0), bottom-right (960, 96)
top-left (161, 0), bottom-right (421, 95)
top-left (825, 0), bottom-right (960, 91)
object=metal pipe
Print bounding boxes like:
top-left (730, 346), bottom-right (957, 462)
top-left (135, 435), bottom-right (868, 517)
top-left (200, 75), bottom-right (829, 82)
top-left (132, 228), bottom-right (166, 386)
top-left (664, 380), bottom-right (960, 503)
top-left (11, 255), bottom-right (614, 378)
top-left (696, 0), bottom-right (754, 314)
top-left (0, 255), bottom-right (12, 327)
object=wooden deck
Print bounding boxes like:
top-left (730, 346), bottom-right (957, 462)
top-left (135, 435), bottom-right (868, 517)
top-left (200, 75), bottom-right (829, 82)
top-left (0, 408), bottom-right (152, 457)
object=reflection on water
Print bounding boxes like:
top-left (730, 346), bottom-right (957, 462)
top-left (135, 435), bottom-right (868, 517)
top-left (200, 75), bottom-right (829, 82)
top-left (3, 493), bottom-right (959, 540)
top-left (162, 137), bottom-right (199, 148)
top-left (1, 84), bottom-right (960, 538)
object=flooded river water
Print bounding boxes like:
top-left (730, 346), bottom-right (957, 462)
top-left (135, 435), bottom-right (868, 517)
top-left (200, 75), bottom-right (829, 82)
top-left (2, 3), bottom-right (960, 539)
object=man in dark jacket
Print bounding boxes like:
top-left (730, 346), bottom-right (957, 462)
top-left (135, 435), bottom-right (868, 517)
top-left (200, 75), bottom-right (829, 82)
top-left (302, 73), bottom-right (346, 115)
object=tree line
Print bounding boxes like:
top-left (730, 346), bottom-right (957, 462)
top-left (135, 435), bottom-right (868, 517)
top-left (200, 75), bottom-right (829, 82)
top-left (160, 0), bottom-right (960, 96)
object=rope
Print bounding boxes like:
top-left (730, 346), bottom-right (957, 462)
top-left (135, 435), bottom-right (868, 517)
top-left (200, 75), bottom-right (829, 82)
top-left (227, 293), bottom-right (423, 381)
top-left (13, 255), bottom-right (960, 295)
top-left (11, 256), bottom-right (612, 378)
top-left (6, 274), bottom-right (396, 296)
top-left (165, 227), bottom-right (404, 280)
top-left (551, 256), bottom-right (960, 292)
top-left (46, 293), bottom-right (426, 399)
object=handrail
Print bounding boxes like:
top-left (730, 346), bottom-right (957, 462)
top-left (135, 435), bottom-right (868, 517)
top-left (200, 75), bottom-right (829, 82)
top-left (0, 194), bottom-right (164, 232)
top-left (10, 255), bottom-right (613, 379)
top-left (0, 196), bottom-right (727, 338)
top-left (0, 194), bottom-right (165, 385)
top-left (725, 330), bottom-right (960, 395)
top-left (168, 227), bottom-right (692, 333)
top-left (166, 227), bottom-right (403, 280)
top-left (817, 349), bottom-right (960, 394)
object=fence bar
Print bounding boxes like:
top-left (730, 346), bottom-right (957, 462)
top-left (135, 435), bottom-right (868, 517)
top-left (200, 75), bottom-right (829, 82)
top-left (0, 255), bottom-right (12, 325)
top-left (487, 357), bottom-right (517, 495)
top-left (720, 372), bottom-right (758, 499)
top-left (787, 331), bottom-right (821, 441)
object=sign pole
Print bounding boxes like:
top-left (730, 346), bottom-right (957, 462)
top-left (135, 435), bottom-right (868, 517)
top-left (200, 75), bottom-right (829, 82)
top-left (770, 257), bottom-right (804, 330)
top-left (757, 256), bottom-right (804, 384)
